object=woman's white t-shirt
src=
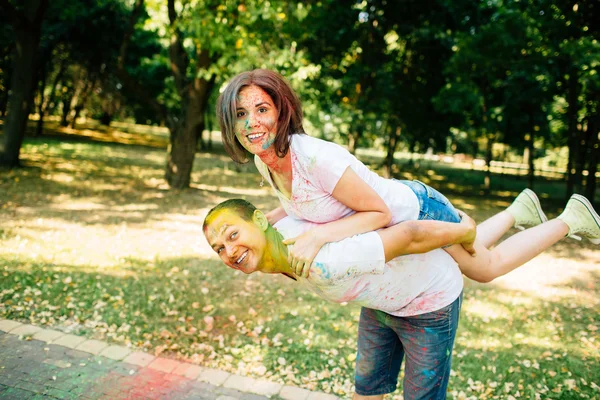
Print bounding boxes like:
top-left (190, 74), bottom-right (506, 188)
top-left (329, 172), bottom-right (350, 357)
top-left (274, 217), bottom-right (463, 316)
top-left (254, 134), bottom-right (420, 225)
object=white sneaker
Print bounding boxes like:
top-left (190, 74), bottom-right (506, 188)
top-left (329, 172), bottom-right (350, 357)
top-left (557, 194), bottom-right (600, 244)
top-left (506, 189), bottom-right (548, 230)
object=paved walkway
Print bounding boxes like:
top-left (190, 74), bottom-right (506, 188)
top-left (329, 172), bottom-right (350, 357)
top-left (0, 319), bottom-right (340, 400)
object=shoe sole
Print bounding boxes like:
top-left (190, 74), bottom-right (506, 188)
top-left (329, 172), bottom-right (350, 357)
top-left (515, 189), bottom-right (548, 230)
top-left (571, 194), bottom-right (600, 244)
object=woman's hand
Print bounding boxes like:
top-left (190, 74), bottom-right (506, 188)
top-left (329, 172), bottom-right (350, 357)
top-left (282, 229), bottom-right (325, 278)
top-left (456, 210), bottom-right (477, 256)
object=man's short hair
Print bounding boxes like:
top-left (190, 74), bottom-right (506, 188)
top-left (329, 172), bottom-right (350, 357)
top-left (203, 199), bottom-right (257, 231)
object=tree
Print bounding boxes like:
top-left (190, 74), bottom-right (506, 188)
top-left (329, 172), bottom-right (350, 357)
top-left (0, 0), bottom-right (49, 167)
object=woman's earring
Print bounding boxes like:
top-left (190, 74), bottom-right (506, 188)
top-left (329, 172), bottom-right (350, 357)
top-left (260, 177), bottom-right (265, 187)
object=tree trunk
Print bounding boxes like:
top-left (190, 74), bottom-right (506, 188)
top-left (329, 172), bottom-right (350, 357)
top-left (35, 63), bottom-right (48, 137)
top-left (347, 126), bottom-right (363, 155)
top-left (100, 112), bottom-right (112, 126)
top-left (60, 93), bottom-right (73, 127)
top-left (165, 69), bottom-right (215, 189)
top-left (566, 67), bottom-right (580, 200)
top-left (0, 0), bottom-right (48, 167)
top-left (584, 114), bottom-right (598, 205)
top-left (484, 134), bottom-right (493, 194)
top-left (42, 58), bottom-right (67, 118)
top-left (70, 78), bottom-right (94, 129)
top-left (384, 124), bottom-right (400, 178)
top-left (527, 134), bottom-right (535, 189)
top-left (527, 110), bottom-right (536, 189)
top-left (0, 62), bottom-right (10, 117)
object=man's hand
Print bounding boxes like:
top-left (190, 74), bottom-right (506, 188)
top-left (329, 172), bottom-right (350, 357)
top-left (282, 229), bottom-right (325, 278)
top-left (456, 210), bottom-right (477, 257)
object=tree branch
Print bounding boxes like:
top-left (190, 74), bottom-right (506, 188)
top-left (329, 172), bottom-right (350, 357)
top-left (167, 0), bottom-right (189, 95)
top-left (0, 0), bottom-right (23, 25)
top-left (32, 0), bottom-right (49, 26)
top-left (116, 0), bottom-right (166, 122)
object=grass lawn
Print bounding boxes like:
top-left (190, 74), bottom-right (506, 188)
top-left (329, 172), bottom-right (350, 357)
top-left (0, 120), bottom-right (599, 398)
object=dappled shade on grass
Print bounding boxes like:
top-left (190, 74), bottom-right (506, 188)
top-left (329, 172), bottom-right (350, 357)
top-left (1, 122), bottom-right (599, 397)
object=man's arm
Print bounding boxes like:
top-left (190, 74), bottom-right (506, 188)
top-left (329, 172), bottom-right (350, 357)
top-left (377, 215), bottom-right (476, 263)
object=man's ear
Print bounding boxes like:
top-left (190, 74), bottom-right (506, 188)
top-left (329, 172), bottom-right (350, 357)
top-left (252, 209), bottom-right (269, 231)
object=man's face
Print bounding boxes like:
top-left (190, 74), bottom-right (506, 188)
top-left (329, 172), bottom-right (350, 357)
top-left (234, 85), bottom-right (278, 155)
top-left (204, 210), bottom-right (267, 274)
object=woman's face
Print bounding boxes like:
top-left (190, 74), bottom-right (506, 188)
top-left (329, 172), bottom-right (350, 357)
top-left (234, 85), bottom-right (278, 155)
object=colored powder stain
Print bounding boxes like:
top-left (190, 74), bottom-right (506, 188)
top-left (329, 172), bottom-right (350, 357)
top-left (424, 327), bottom-right (435, 334)
top-left (262, 137), bottom-right (275, 150)
top-left (423, 369), bottom-right (436, 378)
top-left (312, 262), bottom-right (330, 279)
top-left (446, 348), bottom-right (450, 357)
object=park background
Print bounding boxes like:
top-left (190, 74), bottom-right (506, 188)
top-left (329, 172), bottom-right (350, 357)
top-left (0, 0), bottom-right (598, 398)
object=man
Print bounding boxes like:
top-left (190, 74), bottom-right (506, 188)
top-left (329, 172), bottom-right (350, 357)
top-left (203, 194), bottom-right (600, 399)
top-left (204, 198), bottom-right (476, 399)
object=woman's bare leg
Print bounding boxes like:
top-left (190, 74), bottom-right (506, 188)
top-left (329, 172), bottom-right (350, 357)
top-left (447, 219), bottom-right (569, 282)
top-left (475, 188), bottom-right (548, 248)
top-left (475, 210), bottom-right (515, 248)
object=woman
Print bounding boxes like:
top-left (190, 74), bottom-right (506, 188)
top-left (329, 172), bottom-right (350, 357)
top-left (216, 68), bottom-right (600, 281)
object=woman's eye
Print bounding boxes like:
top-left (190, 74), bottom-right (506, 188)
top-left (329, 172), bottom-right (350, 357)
top-left (230, 232), bottom-right (238, 239)
top-left (258, 107), bottom-right (268, 113)
top-left (236, 111), bottom-right (246, 118)
top-left (217, 247), bottom-right (224, 254)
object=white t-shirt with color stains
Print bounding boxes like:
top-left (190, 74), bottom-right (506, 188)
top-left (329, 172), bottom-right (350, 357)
top-left (254, 134), bottom-right (420, 224)
top-left (274, 217), bottom-right (463, 317)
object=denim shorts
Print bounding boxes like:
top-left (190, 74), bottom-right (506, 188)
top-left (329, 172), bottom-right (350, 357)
top-left (355, 293), bottom-right (463, 398)
top-left (397, 179), bottom-right (461, 223)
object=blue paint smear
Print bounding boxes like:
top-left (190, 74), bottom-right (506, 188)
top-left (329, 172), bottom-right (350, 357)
top-left (313, 262), bottom-right (330, 279)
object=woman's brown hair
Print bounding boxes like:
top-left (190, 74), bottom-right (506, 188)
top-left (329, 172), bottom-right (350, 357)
top-left (216, 69), bottom-right (305, 163)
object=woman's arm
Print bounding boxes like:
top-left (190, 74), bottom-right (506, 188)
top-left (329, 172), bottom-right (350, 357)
top-left (284, 167), bottom-right (393, 275)
top-left (378, 215), bottom-right (477, 262)
top-left (265, 207), bottom-right (288, 226)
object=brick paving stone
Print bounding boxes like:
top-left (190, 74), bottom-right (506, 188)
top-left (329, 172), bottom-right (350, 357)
top-left (76, 339), bottom-right (109, 355)
top-left (0, 319), bottom-right (23, 332)
top-left (307, 392), bottom-right (340, 400)
top-left (87, 356), bottom-right (118, 370)
top-left (1, 387), bottom-right (36, 400)
top-left (223, 374), bottom-right (282, 396)
top-left (214, 386), bottom-right (249, 398)
top-left (0, 375), bottom-right (22, 388)
top-left (14, 378), bottom-right (46, 394)
top-left (99, 344), bottom-right (131, 361)
top-left (198, 367), bottom-right (231, 386)
top-left (33, 328), bottom-right (65, 343)
top-left (123, 351), bottom-right (155, 367)
top-left (11, 324), bottom-right (43, 337)
top-left (110, 362), bottom-right (139, 377)
top-left (280, 385), bottom-right (312, 400)
top-left (147, 357), bottom-right (182, 373)
top-left (0, 318), bottom-right (336, 400)
top-left (52, 333), bottom-right (87, 349)
top-left (246, 378), bottom-right (282, 396)
top-left (44, 387), bottom-right (79, 399)
top-left (240, 393), bottom-right (273, 400)
top-left (223, 374), bottom-right (255, 391)
top-left (172, 363), bottom-right (205, 379)
top-left (43, 358), bottom-right (73, 369)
